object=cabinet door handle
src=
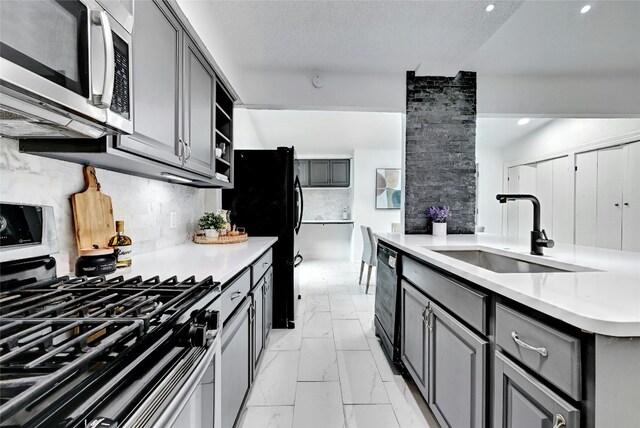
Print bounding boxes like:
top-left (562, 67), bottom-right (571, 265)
top-left (178, 138), bottom-right (184, 161)
top-left (511, 331), bottom-right (548, 357)
top-left (230, 291), bottom-right (243, 300)
top-left (185, 141), bottom-right (192, 160)
top-left (249, 303), bottom-right (255, 322)
top-left (262, 262), bottom-right (269, 267)
top-left (615, 203), bottom-right (620, 207)
top-left (624, 202), bottom-right (630, 206)
top-left (553, 414), bottom-right (566, 428)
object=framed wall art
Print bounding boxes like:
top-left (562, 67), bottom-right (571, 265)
top-left (376, 168), bottom-right (401, 209)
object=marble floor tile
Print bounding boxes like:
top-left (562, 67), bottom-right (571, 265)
top-left (239, 406), bottom-right (294, 428)
top-left (266, 326), bottom-right (303, 351)
top-left (305, 294), bottom-right (330, 312)
top-left (298, 338), bottom-right (339, 381)
top-left (384, 378), bottom-right (434, 428)
top-left (246, 351), bottom-right (300, 406)
top-left (307, 283), bottom-right (329, 295)
top-left (330, 299), bottom-right (358, 320)
top-left (351, 294), bottom-right (375, 312)
top-left (344, 404), bottom-right (400, 428)
top-left (368, 338), bottom-right (395, 382)
top-left (292, 382), bottom-right (346, 428)
top-left (357, 311), bottom-right (376, 338)
top-left (333, 319), bottom-right (369, 350)
top-left (337, 351), bottom-right (389, 404)
top-left (303, 311), bottom-right (333, 338)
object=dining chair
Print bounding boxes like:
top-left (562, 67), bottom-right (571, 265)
top-left (359, 225), bottom-right (377, 294)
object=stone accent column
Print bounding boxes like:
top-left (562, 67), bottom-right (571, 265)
top-left (404, 70), bottom-right (477, 234)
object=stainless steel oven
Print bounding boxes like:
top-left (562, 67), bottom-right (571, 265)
top-left (0, 0), bottom-right (133, 138)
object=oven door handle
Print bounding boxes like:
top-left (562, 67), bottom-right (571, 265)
top-left (91, 10), bottom-right (115, 108)
top-left (122, 337), bottom-right (220, 428)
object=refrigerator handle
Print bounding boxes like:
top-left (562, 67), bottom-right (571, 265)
top-left (295, 176), bottom-right (304, 234)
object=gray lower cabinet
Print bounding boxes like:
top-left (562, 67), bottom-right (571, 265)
top-left (251, 278), bottom-right (265, 371)
top-left (494, 351), bottom-right (580, 428)
top-left (221, 298), bottom-right (251, 428)
top-left (429, 301), bottom-right (487, 428)
top-left (120, 0), bottom-right (182, 166)
top-left (264, 268), bottom-right (273, 340)
top-left (400, 280), bottom-right (429, 399)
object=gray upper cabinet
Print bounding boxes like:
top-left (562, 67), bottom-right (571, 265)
top-left (401, 280), bottom-right (430, 399)
top-left (309, 160), bottom-right (330, 186)
top-left (429, 301), bottom-right (487, 428)
top-left (306, 159), bottom-right (350, 187)
top-left (330, 159), bottom-right (350, 186)
top-left (182, 37), bottom-right (214, 177)
top-left (297, 160), bottom-right (309, 187)
top-left (494, 351), bottom-right (579, 428)
top-left (119, 0), bottom-right (182, 166)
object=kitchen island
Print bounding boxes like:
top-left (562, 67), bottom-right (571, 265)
top-left (375, 232), bottom-right (640, 428)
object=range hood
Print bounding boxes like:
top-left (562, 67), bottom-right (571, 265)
top-left (0, 87), bottom-right (106, 139)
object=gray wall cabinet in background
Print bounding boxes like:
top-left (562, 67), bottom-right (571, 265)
top-left (297, 160), bottom-right (310, 186)
top-left (305, 159), bottom-right (351, 187)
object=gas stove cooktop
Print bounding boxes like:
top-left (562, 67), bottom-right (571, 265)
top-left (0, 203), bottom-right (222, 427)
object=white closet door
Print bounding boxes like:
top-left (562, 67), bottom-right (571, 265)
top-left (622, 142), bottom-right (640, 252)
top-left (596, 147), bottom-right (624, 250)
top-left (575, 151), bottom-right (598, 247)
top-left (518, 165), bottom-right (537, 240)
top-left (507, 167), bottom-right (519, 240)
top-left (552, 157), bottom-right (573, 244)
top-left (536, 160), bottom-right (554, 237)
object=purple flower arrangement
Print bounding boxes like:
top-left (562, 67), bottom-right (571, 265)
top-left (427, 206), bottom-right (451, 223)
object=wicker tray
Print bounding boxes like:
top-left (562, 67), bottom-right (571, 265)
top-left (193, 233), bottom-right (248, 245)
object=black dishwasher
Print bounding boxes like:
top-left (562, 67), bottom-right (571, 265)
top-left (374, 243), bottom-right (400, 362)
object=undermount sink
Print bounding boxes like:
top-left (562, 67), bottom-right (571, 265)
top-left (430, 249), bottom-right (586, 274)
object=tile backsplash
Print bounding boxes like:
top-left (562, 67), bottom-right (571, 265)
top-left (302, 188), bottom-right (351, 220)
top-left (0, 137), bottom-right (204, 275)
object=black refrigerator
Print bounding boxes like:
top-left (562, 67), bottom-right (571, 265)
top-left (223, 147), bottom-right (303, 329)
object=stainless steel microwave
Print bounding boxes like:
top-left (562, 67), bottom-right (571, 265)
top-left (0, 0), bottom-right (133, 138)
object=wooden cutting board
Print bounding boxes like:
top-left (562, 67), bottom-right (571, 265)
top-left (71, 166), bottom-right (115, 252)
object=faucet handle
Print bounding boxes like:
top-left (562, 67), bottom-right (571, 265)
top-left (541, 229), bottom-right (549, 240)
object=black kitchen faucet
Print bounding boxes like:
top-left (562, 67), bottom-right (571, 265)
top-left (496, 194), bottom-right (555, 255)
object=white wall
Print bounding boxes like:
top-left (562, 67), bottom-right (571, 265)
top-left (352, 149), bottom-right (402, 261)
top-left (0, 137), bottom-right (204, 275)
top-left (476, 148), bottom-right (503, 234)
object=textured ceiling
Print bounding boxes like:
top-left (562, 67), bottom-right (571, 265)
top-left (476, 118), bottom-right (553, 150)
top-left (206, 1), bottom-right (523, 76)
top-left (466, 0), bottom-right (640, 76)
top-left (246, 109), bottom-right (403, 155)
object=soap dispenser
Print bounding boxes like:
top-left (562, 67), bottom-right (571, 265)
top-left (342, 207), bottom-right (349, 220)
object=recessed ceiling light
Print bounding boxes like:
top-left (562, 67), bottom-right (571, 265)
top-left (485, 4), bottom-right (495, 12)
top-left (517, 118), bottom-right (530, 126)
top-left (580, 5), bottom-right (591, 14)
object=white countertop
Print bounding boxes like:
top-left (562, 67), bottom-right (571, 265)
top-left (376, 233), bottom-right (640, 337)
top-left (302, 220), bottom-right (354, 224)
top-left (112, 237), bottom-right (277, 285)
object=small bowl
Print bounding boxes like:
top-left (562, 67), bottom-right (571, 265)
top-left (76, 248), bottom-right (117, 277)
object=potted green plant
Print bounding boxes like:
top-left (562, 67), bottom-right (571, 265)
top-left (197, 212), bottom-right (226, 237)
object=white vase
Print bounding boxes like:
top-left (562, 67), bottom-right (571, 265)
top-left (432, 222), bottom-right (447, 236)
top-left (204, 229), bottom-right (217, 238)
